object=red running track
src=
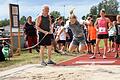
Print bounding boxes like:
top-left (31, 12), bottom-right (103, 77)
top-left (56, 50), bottom-right (120, 66)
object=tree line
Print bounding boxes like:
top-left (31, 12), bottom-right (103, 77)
top-left (82, 0), bottom-right (119, 21)
top-left (0, 11), bottom-right (62, 27)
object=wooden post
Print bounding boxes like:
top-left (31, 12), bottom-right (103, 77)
top-left (9, 4), bottom-right (20, 56)
top-left (16, 5), bottom-right (21, 55)
top-left (9, 4), bottom-right (14, 57)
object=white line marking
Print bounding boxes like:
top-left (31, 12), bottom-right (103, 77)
top-left (75, 60), bottom-right (116, 64)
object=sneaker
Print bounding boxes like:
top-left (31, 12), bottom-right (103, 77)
top-left (112, 50), bottom-right (116, 53)
top-left (98, 52), bottom-right (101, 56)
top-left (54, 49), bottom-right (60, 53)
top-left (88, 51), bottom-right (93, 54)
top-left (40, 61), bottom-right (47, 66)
top-left (103, 55), bottom-right (107, 59)
top-left (47, 60), bottom-right (56, 65)
top-left (89, 55), bottom-right (96, 59)
top-left (107, 50), bottom-right (111, 53)
top-left (36, 48), bottom-right (40, 53)
top-left (115, 53), bottom-right (119, 58)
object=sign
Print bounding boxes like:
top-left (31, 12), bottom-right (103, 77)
top-left (9, 4), bottom-right (19, 28)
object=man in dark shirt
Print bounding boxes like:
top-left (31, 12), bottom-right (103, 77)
top-left (36, 5), bottom-right (56, 66)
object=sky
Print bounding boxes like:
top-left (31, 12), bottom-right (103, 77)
top-left (0, 0), bottom-right (120, 20)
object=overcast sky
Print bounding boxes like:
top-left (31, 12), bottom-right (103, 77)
top-left (0, 0), bottom-right (120, 20)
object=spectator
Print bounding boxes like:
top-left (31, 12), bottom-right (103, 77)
top-left (24, 16), bottom-right (38, 53)
top-left (56, 14), bottom-right (87, 53)
top-left (90, 9), bottom-right (111, 59)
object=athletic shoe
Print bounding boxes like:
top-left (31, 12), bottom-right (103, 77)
top-left (54, 49), bottom-right (60, 53)
top-left (107, 50), bottom-right (111, 53)
top-left (89, 55), bottom-right (96, 59)
top-left (115, 53), bottom-right (119, 58)
top-left (36, 48), bottom-right (40, 53)
top-left (103, 55), bottom-right (107, 59)
top-left (47, 60), bottom-right (56, 65)
top-left (40, 61), bottom-right (47, 66)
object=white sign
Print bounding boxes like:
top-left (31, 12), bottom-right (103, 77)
top-left (13, 16), bottom-right (18, 27)
top-left (12, 6), bottom-right (18, 15)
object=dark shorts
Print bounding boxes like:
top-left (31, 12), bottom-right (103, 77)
top-left (109, 36), bottom-right (115, 42)
top-left (71, 36), bottom-right (86, 46)
top-left (51, 34), bottom-right (55, 40)
top-left (97, 34), bottom-right (108, 39)
top-left (38, 32), bottom-right (52, 46)
top-left (57, 40), bottom-right (66, 46)
top-left (66, 37), bottom-right (73, 43)
top-left (116, 35), bottom-right (120, 44)
top-left (90, 40), bottom-right (96, 45)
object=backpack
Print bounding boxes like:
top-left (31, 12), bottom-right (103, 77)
top-left (2, 45), bottom-right (10, 60)
top-left (0, 45), bottom-right (5, 61)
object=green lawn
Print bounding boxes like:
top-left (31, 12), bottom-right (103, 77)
top-left (0, 50), bottom-right (81, 71)
top-left (0, 40), bottom-right (105, 71)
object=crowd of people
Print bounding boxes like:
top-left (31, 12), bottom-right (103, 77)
top-left (23, 5), bottom-right (120, 66)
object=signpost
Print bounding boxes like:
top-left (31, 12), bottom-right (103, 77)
top-left (9, 4), bottom-right (21, 56)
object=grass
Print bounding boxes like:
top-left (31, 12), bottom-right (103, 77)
top-left (0, 50), bottom-right (81, 71)
top-left (0, 40), bottom-right (105, 71)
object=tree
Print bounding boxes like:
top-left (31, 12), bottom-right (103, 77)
top-left (20, 16), bottom-right (26, 25)
top-left (50, 11), bottom-right (61, 19)
top-left (101, 0), bottom-right (119, 14)
top-left (0, 19), bottom-right (9, 27)
top-left (85, 0), bottom-right (119, 21)
top-left (82, 16), bottom-right (86, 20)
top-left (90, 6), bottom-right (97, 15)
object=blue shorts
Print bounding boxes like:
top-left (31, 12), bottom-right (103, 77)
top-left (71, 36), bottom-right (86, 46)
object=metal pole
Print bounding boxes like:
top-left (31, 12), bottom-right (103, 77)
top-left (64, 5), bottom-right (65, 19)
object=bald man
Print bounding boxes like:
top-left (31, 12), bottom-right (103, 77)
top-left (36, 5), bottom-right (56, 66)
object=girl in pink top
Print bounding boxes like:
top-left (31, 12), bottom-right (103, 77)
top-left (90, 9), bottom-right (111, 59)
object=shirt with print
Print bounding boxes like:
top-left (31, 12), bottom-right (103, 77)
top-left (64, 21), bottom-right (84, 38)
top-left (108, 26), bottom-right (116, 36)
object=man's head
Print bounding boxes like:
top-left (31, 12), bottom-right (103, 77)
top-left (42, 5), bottom-right (49, 15)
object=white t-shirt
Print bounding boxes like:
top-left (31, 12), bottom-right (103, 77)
top-left (108, 26), bottom-right (116, 36)
top-left (58, 26), bottom-right (66, 40)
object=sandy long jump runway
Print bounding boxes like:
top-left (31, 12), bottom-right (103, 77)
top-left (1, 64), bottom-right (120, 80)
top-left (1, 50), bottom-right (120, 80)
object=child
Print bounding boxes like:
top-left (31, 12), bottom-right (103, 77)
top-left (87, 19), bottom-right (96, 54)
top-left (107, 21), bottom-right (116, 53)
top-left (57, 22), bottom-right (67, 54)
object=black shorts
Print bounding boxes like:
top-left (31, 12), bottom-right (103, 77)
top-left (90, 40), bottom-right (96, 45)
top-left (116, 35), bottom-right (120, 44)
top-left (66, 37), bottom-right (73, 43)
top-left (109, 36), bottom-right (115, 42)
top-left (57, 40), bottom-right (66, 46)
top-left (51, 34), bottom-right (55, 40)
top-left (97, 34), bottom-right (108, 39)
top-left (38, 32), bottom-right (52, 46)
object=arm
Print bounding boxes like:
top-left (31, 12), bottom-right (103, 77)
top-left (107, 18), bottom-right (112, 28)
top-left (94, 18), bottom-right (98, 32)
top-left (55, 24), bottom-right (69, 41)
